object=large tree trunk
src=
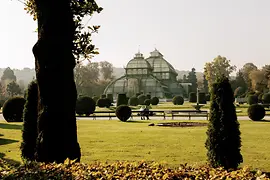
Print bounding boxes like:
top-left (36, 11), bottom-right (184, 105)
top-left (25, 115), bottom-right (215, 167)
top-left (33, 0), bottom-right (81, 163)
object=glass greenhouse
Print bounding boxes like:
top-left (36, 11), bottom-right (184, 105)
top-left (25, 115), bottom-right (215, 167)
top-left (104, 49), bottom-right (184, 98)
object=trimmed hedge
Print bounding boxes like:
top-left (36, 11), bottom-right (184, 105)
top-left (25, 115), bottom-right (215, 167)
top-left (189, 92), bottom-right (197, 103)
top-left (97, 98), bottom-right (107, 108)
top-left (146, 94), bottom-right (151, 100)
top-left (116, 94), bottom-right (127, 106)
top-left (106, 94), bottom-right (113, 104)
top-left (144, 99), bottom-right (151, 106)
top-left (247, 95), bottom-right (258, 105)
top-left (92, 96), bottom-right (99, 104)
top-left (2, 97), bottom-right (26, 122)
top-left (128, 96), bottom-right (139, 106)
top-left (138, 94), bottom-right (147, 105)
top-left (151, 97), bottom-right (159, 105)
top-left (76, 96), bottom-right (96, 116)
top-left (115, 105), bottom-right (131, 122)
top-left (198, 92), bottom-right (206, 104)
top-left (248, 104), bottom-right (265, 121)
top-left (263, 93), bottom-right (270, 104)
top-left (172, 96), bottom-right (184, 105)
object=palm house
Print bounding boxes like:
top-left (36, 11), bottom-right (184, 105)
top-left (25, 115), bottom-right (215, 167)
top-left (104, 49), bottom-right (184, 98)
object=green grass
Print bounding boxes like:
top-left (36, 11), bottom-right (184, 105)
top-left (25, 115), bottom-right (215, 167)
top-left (1, 120), bottom-right (270, 171)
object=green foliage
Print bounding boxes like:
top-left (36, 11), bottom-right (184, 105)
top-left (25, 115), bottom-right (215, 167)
top-left (138, 94), bottom-right (147, 105)
top-left (198, 92), bottom-right (207, 104)
top-left (144, 99), bottom-right (151, 106)
top-left (106, 94), bottom-right (113, 104)
top-left (234, 87), bottom-right (245, 98)
top-left (2, 97), bottom-right (26, 122)
top-left (172, 96), bottom-right (184, 105)
top-left (247, 95), bottom-right (258, 105)
top-left (150, 97), bottom-right (159, 105)
top-left (189, 92), bottom-right (197, 103)
top-left (6, 81), bottom-right (21, 97)
top-left (135, 93), bottom-right (140, 97)
top-left (205, 76), bottom-right (242, 170)
top-left (76, 96), bottom-right (96, 116)
top-left (116, 94), bottom-right (127, 106)
top-left (1, 160), bottom-right (268, 179)
top-left (187, 68), bottom-right (198, 93)
top-left (21, 80), bottom-right (38, 161)
top-left (1, 67), bottom-right (16, 82)
top-left (146, 94), bottom-right (151, 100)
top-left (128, 96), bottom-right (139, 106)
top-left (205, 94), bottom-right (210, 101)
top-left (263, 93), bottom-right (270, 104)
top-left (100, 94), bottom-right (106, 99)
top-left (115, 105), bottom-right (131, 122)
top-left (248, 104), bottom-right (265, 121)
top-left (97, 98), bottom-right (107, 108)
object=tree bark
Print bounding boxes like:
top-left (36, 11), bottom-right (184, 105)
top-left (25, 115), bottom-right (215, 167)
top-left (33, 0), bottom-right (81, 163)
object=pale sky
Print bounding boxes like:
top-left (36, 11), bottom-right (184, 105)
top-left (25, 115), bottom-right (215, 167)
top-left (1, 0), bottom-right (270, 72)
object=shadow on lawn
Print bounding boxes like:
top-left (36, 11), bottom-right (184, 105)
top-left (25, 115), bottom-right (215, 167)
top-left (0, 152), bottom-right (21, 167)
top-left (0, 137), bottom-right (19, 146)
top-left (126, 120), bottom-right (150, 123)
top-left (0, 123), bottom-right (22, 130)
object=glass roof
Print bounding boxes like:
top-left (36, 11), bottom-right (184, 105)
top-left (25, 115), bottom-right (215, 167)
top-left (126, 52), bottom-right (152, 69)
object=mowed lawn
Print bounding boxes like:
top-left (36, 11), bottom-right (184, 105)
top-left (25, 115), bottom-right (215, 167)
top-left (0, 119), bottom-right (270, 171)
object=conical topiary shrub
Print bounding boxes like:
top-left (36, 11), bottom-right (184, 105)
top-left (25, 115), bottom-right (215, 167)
top-left (205, 76), bottom-right (243, 170)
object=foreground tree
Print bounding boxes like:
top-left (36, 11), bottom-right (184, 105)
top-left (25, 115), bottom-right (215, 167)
top-left (205, 76), bottom-right (243, 170)
top-left (24, 0), bottom-right (102, 163)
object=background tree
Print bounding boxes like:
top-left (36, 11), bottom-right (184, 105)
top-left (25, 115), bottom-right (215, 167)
top-left (99, 61), bottom-right (114, 81)
top-left (187, 68), bottom-right (197, 92)
top-left (24, 0), bottom-right (102, 163)
top-left (204, 55), bottom-right (236, 90)
top-left (240, 63), bottom-right (257, 90)
top-left (1, 67), bottom-right (17, 82)
top-left (249, 69), bottom-right (268, 93)
top-left (205, 76), bottom-right (242, 170)
top-left (203, 75), bottom-right (208, 93)
top-left (234, 70), bottom-right (247, 92)
top-left (6, 81), bottom-right (21, 97)
top-left (182, 74), bottom-right (187, 83)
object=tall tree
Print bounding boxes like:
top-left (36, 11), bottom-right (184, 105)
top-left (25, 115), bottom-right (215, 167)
top-left (1, 67), bottom-right (17, 82)
top-left (204, 55), bottom-right (236, 90)
top-left (6, 81), bottom-right (21, 97)
top-left (205, 76), bottom-right (242, 170)
top-left (234, 70), bottom-right (247, 92)
top-left (240, 63), bottom-right (257, 90)
top-left (249, 69), bottom-right (268, 93)
top-left (187, 68), bottom-right (197, 93)
top-left (24, 0), bottom-right (102, 163)
top-left (99, 61), bottom-right (114, 81)
top-left (203, 75), bottom-right (209, 93)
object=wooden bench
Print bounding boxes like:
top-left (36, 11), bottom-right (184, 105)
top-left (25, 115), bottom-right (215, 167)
top-left (91, 111), bottom-right (116, 120)
top-left (130, 110), bottom-right (166, 120)
top-left (170, 110), bottom-right (209, 120)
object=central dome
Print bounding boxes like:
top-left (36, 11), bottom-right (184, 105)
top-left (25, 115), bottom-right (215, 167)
top-left (126, 52), bottom-right (151, 69)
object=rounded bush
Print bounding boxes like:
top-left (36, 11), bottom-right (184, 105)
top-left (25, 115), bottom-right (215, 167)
top-left (248, 104), bottom-right (265, 121)
top-left (258, 93), bottom-right (264, 103)
top-left (146, 94), bottom-right (151, 100)
top-left (172, 95), bottom-right (184, 105)
top-left (76, 96), bottom-right (96, 116)
top-left (117, 94), bottom-right (127, 106)
top-left (198, 92), bottom-right (207, 104)
top-left (106, 94), bottom-right (113, 104)
top-left (97, 98), bottom-right (107, 108)
top-left (234, 87), bottom-right (245, 98)
top-left (135, 93), bottom-right (141, 97)
top-left (128, 96), bottom-right (139, 106)
top-left (138, 94), bottom-right (147, 105)
top-left (189, 92), bottom-right (197, 103)
top-left (151, 97), bottom-right (159, 105)
top-left (263, 93), bottom-right (270, 104)
top-left (144, 99), bottom-right (151, 106)
top-left (3, 97), bottom-right (26, 122)
top-left (247, 95), bottom-right (258, 105)
top-left (115, 105), bottom-right (132, 122)
top-left (100, 94), bottom-right (106, 99)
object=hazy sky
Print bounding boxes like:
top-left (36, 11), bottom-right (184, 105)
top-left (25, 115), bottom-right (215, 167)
top-left (1, 0), bottom-right (270, 72)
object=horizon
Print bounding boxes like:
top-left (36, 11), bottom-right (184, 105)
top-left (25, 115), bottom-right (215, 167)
top-left (1, 0), bottom-right (270, 72)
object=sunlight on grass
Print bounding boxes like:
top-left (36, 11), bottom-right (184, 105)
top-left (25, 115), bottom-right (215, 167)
top-left (0, 120), bottom-right (270, 171)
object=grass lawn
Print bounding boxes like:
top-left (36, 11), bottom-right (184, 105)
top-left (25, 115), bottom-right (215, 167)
top-left (1, 119), bottom-right (270, 172)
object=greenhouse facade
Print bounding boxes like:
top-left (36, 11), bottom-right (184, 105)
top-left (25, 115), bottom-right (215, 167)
top-left (104, 49), bottom-right (184, 98)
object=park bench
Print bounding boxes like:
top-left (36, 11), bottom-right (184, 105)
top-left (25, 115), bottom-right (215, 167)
top-left (90, 111), bottom-right (116, 120)
top-left (130, 110), bottom-right (166, 120)
top-left (169, 110), bottom-right (209, 120)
